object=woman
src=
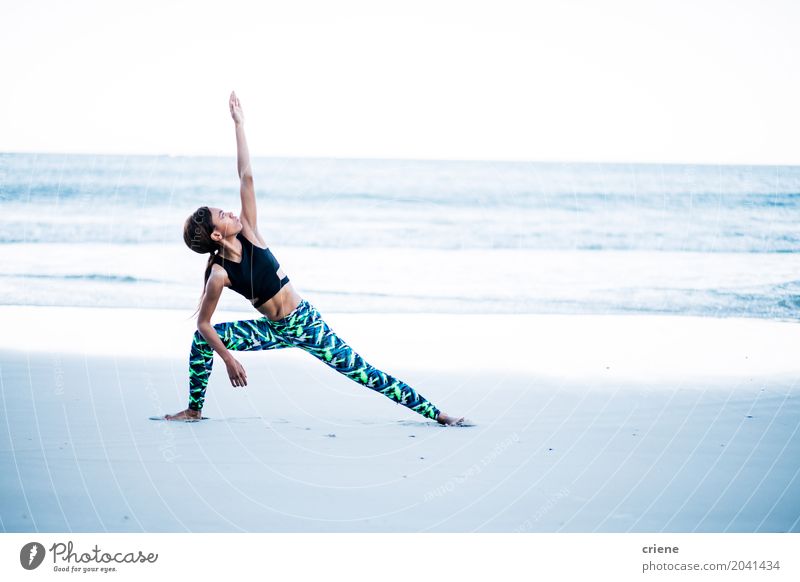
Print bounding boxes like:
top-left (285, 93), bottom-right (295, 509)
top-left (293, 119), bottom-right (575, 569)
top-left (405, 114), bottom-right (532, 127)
top-left (165, 92), bottom-right (467, 426)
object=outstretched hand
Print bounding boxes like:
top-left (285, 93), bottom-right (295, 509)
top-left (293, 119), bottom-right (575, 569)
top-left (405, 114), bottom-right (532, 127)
top-left (224, 355), bottom-right (248, 387)
top-left (230, 91), bottom-right (244, 125)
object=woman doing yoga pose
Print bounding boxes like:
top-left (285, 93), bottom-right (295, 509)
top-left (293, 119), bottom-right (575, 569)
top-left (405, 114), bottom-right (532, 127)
top-left (164, 92), bottom-right (467, 426)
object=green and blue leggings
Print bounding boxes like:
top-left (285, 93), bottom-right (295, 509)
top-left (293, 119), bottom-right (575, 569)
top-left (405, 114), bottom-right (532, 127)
top-left (188, 299), bottom-right (441, 420)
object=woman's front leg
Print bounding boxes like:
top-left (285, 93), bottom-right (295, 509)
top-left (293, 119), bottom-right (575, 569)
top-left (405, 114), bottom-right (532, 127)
top-left (173, 317), bottom-right (290, 418)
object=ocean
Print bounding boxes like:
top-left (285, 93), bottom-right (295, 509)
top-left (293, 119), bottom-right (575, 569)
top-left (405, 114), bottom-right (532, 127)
top-left (1, 153), bottom-right (798, 320)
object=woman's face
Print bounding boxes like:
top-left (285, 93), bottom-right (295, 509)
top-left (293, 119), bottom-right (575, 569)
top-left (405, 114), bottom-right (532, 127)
top-left (209, 207), bottom-right (242, 238)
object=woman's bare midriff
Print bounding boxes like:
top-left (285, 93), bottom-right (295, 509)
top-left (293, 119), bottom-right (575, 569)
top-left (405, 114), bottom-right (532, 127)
top-left (255, 274), bottom-right (302, 321)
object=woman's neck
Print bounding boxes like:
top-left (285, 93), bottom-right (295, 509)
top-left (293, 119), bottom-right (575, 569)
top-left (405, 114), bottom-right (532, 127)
top-left (218, 234), bottom-right (242, 261)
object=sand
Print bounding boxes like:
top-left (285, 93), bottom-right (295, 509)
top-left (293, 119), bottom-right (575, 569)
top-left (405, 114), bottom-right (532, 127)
top-left (0, 305), bottom-right (798, 532)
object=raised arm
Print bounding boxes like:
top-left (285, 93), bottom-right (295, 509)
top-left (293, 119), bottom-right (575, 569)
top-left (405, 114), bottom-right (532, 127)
top-left (230, 91), bottom-right (258, 231)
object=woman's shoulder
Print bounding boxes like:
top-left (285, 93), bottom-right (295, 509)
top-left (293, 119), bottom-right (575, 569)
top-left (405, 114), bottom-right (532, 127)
top-left (209, 262), bottom-right (231, 286)
top-left (238, 221), bottom-right (268, 249)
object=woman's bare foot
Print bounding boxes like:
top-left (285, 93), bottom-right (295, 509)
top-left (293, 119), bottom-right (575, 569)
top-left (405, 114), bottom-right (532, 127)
top-left (164, 408), bottom-right (203, 421)
top-left (437, 412), bottom-right (471, 426)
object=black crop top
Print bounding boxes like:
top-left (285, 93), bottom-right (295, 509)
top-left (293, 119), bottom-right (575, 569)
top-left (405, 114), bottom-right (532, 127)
top-left (213, 231), bottom-right (290, 308)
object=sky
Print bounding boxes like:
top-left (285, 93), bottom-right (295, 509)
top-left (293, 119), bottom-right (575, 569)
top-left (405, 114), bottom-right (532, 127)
top-left (1, 0), bottom-right (799, 164)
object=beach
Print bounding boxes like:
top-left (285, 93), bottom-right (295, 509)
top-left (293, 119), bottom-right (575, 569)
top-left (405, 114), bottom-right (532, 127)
top-left (1, 305), bottom-right (798, 532)
top-left (2, 153), bottom-right (799, 533)
top-left (5, 1), bottom-right (800, 575)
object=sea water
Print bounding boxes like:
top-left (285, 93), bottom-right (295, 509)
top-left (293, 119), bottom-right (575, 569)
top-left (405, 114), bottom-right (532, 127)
top-left (1, 153), bottom-right (798, 320)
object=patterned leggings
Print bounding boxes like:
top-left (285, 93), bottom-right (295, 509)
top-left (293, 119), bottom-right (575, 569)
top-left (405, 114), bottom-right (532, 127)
top-left (188, 299), bottom-right (441, 420)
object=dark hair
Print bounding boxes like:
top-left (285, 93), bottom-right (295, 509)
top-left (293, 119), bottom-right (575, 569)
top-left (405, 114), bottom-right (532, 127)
top-left (183, 206), bottom-right (219, 319)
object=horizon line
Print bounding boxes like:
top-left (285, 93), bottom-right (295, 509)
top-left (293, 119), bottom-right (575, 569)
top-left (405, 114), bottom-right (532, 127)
top-left (2, 149), bottom-right (799, 169)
